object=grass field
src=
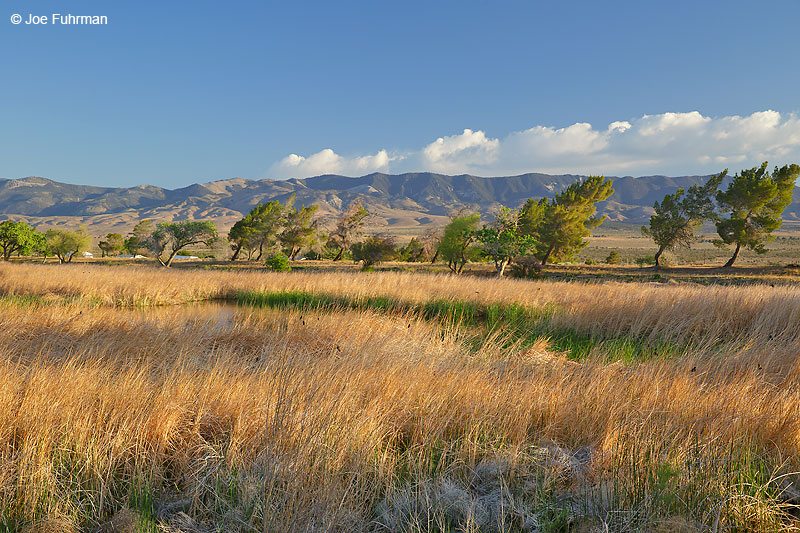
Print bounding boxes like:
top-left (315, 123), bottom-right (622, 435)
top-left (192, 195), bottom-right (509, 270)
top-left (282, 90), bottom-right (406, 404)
top-left (0, 262), bottom-right (799, 532)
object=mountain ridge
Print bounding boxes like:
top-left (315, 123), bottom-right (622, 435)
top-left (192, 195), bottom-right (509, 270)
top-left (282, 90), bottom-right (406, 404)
top-left (1, 172), bottom-right (798, 235)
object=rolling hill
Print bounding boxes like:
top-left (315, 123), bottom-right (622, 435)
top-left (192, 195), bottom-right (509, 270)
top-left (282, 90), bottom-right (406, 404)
top-left (1, 172), bottom-right (798, 236)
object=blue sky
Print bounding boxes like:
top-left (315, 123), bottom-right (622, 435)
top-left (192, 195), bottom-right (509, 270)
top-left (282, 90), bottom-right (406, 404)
top-left (1, 0), bottom-right (799, 187)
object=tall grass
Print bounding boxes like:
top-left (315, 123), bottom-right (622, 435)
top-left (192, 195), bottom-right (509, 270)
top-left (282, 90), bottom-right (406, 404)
top-left (0, 264), bottom-right (798, 530)
top-left (3, 262), bottom-right (799, 364)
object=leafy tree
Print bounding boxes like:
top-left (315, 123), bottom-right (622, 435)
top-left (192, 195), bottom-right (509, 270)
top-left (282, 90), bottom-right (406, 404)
top-left (714, 162), bottom-right (799, 267)
top-left (0, 220), bottom-right (43, 260)
top-left (98, 233), bottom-right (125, 257)
top-left (45, 227), bottom-right (91, 263)
top-left (351, 235), bottom-right (397, 269)
top-left (518, 197), bottom-right (548, 237)
top-left (280, 199), bottom-right (319, 260)
top-left (328, 201), bottom-right (369, 261)
top-left (474, 206), bottom-right (536, 276)
top-left (125, 220), bottom-right (154, 255)
top-left (398, 238), bottom-right (425, 262)
top-left (438, 212), bottom-right (481, 274)
top-left (642, 171), bottom-right (725, 267)
top-left (532, 176), bottom-right (614, 265)
top-left (148, 220), bottom-right (217, 267)
top-left (229, 200), bottom-right (285, 261)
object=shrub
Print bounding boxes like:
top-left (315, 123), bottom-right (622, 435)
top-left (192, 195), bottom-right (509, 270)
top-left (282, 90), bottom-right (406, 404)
top-left (635, 255), bottom-right (655, 268)
top-left (510, 255), bottom-right (542, 279)
top-left (606, 250), bottom-right (620, 264)
top-left (584, 258), bottom-right (596, 265)
top-left (351, 236), bottom-right (397, 270)
top-left (265, 253), bottom-right (291, 272)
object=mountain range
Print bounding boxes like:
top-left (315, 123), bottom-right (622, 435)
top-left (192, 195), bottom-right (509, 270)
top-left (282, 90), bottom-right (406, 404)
top-left (1, 172), bottom-right (799, 236)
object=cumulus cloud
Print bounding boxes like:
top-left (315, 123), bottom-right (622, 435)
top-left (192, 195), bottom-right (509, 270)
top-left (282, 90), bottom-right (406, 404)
top-left (270, 110), bottom-right (800, 178)
top-left (420, 129), bottom-right (500, 173)
top-left (271, 148), bottom-right (391, 179)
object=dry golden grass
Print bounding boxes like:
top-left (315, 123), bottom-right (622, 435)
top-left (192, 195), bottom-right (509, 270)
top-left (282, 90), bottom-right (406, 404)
top-left (0, 263), bottom-right (798, 531)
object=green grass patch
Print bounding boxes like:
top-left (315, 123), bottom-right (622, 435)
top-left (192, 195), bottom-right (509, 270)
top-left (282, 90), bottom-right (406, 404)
top-left (236, 290), bottom-right (687, 363)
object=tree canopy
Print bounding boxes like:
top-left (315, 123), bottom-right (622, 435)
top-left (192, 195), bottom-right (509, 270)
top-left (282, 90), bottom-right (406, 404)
top-left (474, 206), bottom-right (536, 276)
top-left (0, 220), bottom-right (44, 261)
top-left (280, 199), bottom-right (319, 260)
top-left (228, 200), bottom-right (285, 261)
top-left (125, 220), bottom-right (154, 255)
top-left (527, 176), bottom-right (614, 265)
top-left (715, 162), bottom-right (799, 267)
top-left (438, 212), bottom-right (481, 274)
top-left (642, 171), bottom-right (724, 267)
top-left (98, 233), bottom-right (125, 257)
top-left (45, 227), bottom-right (91, 263)
top-left (148, 220), bottom-right (218, 267)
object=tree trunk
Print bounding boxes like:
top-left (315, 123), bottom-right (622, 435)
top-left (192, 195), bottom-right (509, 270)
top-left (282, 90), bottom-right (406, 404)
top-left (723, 242), bottom-right (741, 268)
top-left (163, 248), bottom-right (180, 268)
top-left (497, 260), bottom-right (508, 277)
top-left (540, 243), bottom-right (556, 266)
top-left (255, 242), bottom-right (264, 262)
top-left (291, 247), bottom-right (300, 260)
top-left (230, 244), bottom-right (242, 262)
top-left (333, 247), bottom-right (344, 261)
top-left (654, 245), bottom-right (666, 268)
top-left (431, 250), bottom-right (439, 264)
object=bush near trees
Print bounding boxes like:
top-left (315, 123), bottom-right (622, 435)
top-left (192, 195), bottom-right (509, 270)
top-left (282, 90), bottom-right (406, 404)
top-left (398, 238), bottom-right (425, 262)
top-left (714, 162), bottom-right (799, 267)
top-left (438, 212), bottom-right (481, 274)
top-left (635, 255), bottom-right (655, 268)
top-left (0, 220), bottom-right (44, 261)
top-left (642, 171), bottom-right (725, 267)
top-left (351, 235), bottom-right (397, 270)
top-left (265, 253), bottom-right (292, 272)
top-left (147, 220), bottom-right (217, 267)
top-left (605, 250), bottom-right (620, 265)
top-left (45, 227), bottom-right (91, 263)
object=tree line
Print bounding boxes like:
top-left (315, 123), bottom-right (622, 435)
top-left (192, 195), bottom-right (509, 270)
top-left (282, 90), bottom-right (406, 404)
top-left (641, 161), bottom-right (799, 267)
top-left (0, 220), bottom-right (218, 267)
top-left (1, 161), bottom-right (796, 270)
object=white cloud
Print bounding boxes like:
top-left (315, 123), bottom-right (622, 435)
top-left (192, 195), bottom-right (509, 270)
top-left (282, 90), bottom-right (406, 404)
top-left (271, 148), bottom-right (391, 179)
top-left (420, 129), bottom-right (499, 173)
top-left (270, 110), bottom-right (800, 178)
